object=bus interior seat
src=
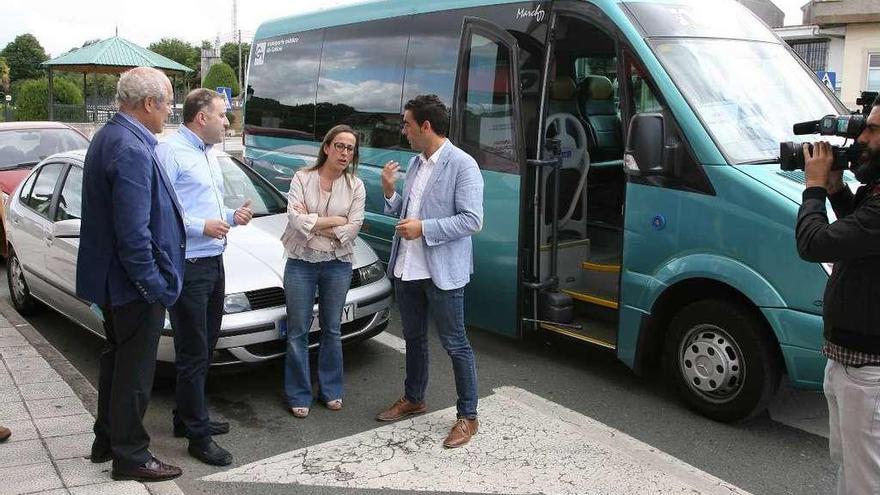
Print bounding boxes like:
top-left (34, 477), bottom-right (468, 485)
top-left (578, 75), bottom-right (622, 161)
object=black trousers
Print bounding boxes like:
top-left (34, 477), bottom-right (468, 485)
top-left (93, 299), bottom-right (165, 470)
top-left (169, 255), bottom-right (224, 446)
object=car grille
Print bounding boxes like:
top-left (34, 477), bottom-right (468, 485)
top-left (349, 271), bottom-right (363, 290)
top-left (246, 273), bottom-right (363, 310)
top-left (245, 287), bottom-right (285, 310)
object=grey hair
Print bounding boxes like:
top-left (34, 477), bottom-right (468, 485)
top-left (116, 67), bottom-right (170, 108)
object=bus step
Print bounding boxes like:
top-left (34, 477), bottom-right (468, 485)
top-left (581, 261), bottom-right (621, 273)
top-left (539, 322), bottom-right (617, 350)
top-left (561, 288), bottom-right (619, 310)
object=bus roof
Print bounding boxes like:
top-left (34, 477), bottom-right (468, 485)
top-left (254, 0), bottom-right (617, 40)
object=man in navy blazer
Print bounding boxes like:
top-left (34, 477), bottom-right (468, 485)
top-left (375, 95), bottom-right (484, 448)
top-left (76, 67), bottom-right (185, 482)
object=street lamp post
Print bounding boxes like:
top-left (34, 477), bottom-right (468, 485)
top-left (4, 94), bottom-right (10, 122)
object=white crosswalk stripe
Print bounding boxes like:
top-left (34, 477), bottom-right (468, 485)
top-left (204, 386), bottom-right (751, 494)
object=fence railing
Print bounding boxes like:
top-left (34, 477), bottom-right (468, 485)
top-left (50, 104), bottom-right (183, 125)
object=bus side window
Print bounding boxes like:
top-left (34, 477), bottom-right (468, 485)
top-left (315, 18), bottom-right (409, 149)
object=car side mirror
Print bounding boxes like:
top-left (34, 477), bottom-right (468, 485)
top-left (53, 218), bottom-right (81, 238)
top-left (624, 113), bottom-right (671, 176)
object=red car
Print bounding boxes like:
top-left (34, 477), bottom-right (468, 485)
top-left (0, 122), bottom-right (90, 256)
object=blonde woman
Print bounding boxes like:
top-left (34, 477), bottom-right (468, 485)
top-left (281, 125), bottom-right (365, 418)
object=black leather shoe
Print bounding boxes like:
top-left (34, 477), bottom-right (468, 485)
top-left (173, 420), bottom-right (230, 438)
top-left (90, 442), bottom-right (112, 463)
top-left (112, 457), bottom-right (182, 482)
top-left (188, 440), bottom-right (233, 466)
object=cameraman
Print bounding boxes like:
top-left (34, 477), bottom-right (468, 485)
top-left (796, 96), bottom-right (880, 495)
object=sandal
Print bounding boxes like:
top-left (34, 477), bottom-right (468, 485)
top-left (325, 399), bottom-right (343, 411)
top-left (289, 407), bottom-right (309, 418)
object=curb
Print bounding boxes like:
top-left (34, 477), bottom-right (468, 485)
top-left (0, 296), bottom-right (185, 495)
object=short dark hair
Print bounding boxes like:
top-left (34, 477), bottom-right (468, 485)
top-left (183, 88), bottom-right (223, 124)
top-left (404, 94), bottom-right (449, 137)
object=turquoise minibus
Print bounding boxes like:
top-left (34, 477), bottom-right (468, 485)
top-left (242, 0), bottom-right (847, 421)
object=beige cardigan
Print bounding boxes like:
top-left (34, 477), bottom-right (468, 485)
top-left (281, 168), bottom-right (365, 260)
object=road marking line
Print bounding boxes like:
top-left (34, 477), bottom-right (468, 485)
top-left (204, 386), bottom-right (751, 494)
top-left (372, 331), bottom-right (406, 354)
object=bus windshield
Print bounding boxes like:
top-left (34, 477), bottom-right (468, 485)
top-left (651, 38), bottom-right (847, 164)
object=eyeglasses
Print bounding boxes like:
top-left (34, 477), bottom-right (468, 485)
top-left (332, 142), bottom-right (355, 154)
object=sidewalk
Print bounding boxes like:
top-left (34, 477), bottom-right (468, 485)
top-left (0, 298), bottom-right (182, 495)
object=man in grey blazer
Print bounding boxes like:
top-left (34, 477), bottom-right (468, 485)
top-left (375, 95), bottom-right (484, 448)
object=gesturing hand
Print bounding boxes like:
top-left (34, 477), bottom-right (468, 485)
top-left (234, 199), bottom-right (253, 226)
top-left (381, 161), bottom-right (400, 198)
top-left (396, 218), bottom-right (422, 240)
top-left (204, 219), bottom-right (230, 239)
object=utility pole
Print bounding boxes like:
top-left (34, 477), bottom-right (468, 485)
top-left (233, 0), bottom-right (241, 95)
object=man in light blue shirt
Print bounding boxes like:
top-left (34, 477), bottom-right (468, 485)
top-left (156, 88), bottom-right (252, 467)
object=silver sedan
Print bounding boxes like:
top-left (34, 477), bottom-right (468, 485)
top-left (5, 149), bottom-right (392, 367)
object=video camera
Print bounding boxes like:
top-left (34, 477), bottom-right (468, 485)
top-left (779, 91), bottom-right (877, 172)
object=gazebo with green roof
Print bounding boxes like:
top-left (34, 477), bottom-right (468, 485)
top-left (42, 36), bottom-right (193, 121)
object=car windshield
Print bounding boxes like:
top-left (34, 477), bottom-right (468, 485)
top-left (217, 154), bottom-right (287, 216)
top-left (0, 128), bottom-right (89, 169)
top-left (650, 38), bottom-right (848, 164)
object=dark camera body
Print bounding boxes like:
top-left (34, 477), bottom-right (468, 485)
top-left (779, 92), bottom-right (873, 172)
top-left (780, 142), bottom-right (858, 171)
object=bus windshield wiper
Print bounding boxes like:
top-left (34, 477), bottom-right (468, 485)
top-left (737, 158), bottom-right (780, 165)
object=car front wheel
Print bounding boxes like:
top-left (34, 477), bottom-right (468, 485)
top-left (663, 299), bottom-right (782, 422)
top-left (7, 250), bottom-right (40, 315)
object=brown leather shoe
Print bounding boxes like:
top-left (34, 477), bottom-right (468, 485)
top-left (112, 457), bottom-right (182, 482)
top-left (375, 397), bottom-right (427, 422)
top-left (0, 425), bottom-right (10, 442)
top-left (443, 418), bottom-right (478, 448)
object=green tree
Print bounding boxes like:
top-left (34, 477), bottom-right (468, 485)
top-left (201, 40), bottom-right (213, 50)
top-left (15, 78), bottom-right (83, 120)
top-left (148, 38), bottom-right (199, 94)
top-left (0, 57), bottom-right (10, 94)
top-left (55, 72), bottom-right (117, 102)
top-left (203, 62), bottom-right (239, 96)
top-left (220, 42), bottom-right (250, 84)
top-left (1, 34), bottom-right (49, 84)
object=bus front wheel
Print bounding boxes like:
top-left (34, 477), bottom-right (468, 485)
top-left (663, 299), bottom-right (781, 422)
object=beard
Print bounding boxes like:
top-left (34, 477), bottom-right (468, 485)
top-left (850, 143), bottom-right (880, 184)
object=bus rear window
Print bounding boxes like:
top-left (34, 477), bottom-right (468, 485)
top-left (623, 1), bottom-right (776, 42)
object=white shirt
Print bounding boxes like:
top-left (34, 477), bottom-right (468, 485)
top-left (390, 140), bottom-right (448, 281)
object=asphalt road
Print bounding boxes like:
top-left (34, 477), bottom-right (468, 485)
top-left (0, 265), bottom-right (836, 495)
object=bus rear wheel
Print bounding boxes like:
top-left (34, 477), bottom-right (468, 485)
top-left (663, 299), bottom-right (781, 422)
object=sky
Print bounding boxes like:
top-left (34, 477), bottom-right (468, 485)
top-left (1, 0), bottom-right (809, 59)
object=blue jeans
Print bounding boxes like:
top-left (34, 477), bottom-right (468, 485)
top-left (283, 258), bottom-right (352, 408)
top-left (395, 279), bottom-right (478, 419)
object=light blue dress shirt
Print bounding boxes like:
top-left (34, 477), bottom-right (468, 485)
top-left (156, 126), bottom-right (236, 259)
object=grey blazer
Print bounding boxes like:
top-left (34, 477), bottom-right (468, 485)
top-left (385, 141), bottom-right (484, 290)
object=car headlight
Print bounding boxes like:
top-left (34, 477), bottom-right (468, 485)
top-left (821, 263), bottom-right (834, 276)
top-left (223, 292), bottom-right (251, 314)
top-left (357, 261), bottom-right (385, 286)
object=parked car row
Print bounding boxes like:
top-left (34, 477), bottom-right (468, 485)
top-left (4, 147), bottom-right (392, 366)
top-left (0, 122), bottom-right (90, 256)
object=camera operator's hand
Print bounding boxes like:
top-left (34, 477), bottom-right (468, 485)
top-left (803, 141), bottom-right (836, 190)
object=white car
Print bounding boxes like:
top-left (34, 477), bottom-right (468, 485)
top-left (5, 150), bottom-right (392, 366)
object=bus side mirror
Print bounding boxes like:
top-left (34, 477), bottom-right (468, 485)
top-left (623, 113), bottom-right (667, 176)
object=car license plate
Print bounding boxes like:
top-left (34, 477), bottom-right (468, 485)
top-left (279, 303), bottom-right (355, 338)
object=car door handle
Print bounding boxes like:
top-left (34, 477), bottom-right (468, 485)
top-left (44, 231), bottom-right (54, 246)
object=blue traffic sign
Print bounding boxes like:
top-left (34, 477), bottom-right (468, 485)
top-left (216, 86), bottom-right (233, 110)
top-left (816, 71), bottom-right (836, 91)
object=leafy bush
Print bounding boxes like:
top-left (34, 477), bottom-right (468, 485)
top-left (202, 62), bottom-right (239, 97)
top-left (15, 78), bottom-right (83, 120)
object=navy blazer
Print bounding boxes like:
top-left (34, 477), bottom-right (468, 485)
top-left (76, 114), bottom-right (186, 308)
